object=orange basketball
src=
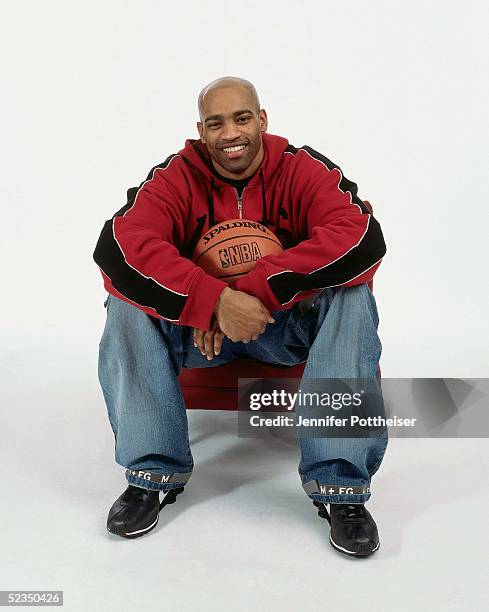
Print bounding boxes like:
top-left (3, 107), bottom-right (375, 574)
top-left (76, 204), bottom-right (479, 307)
top-left (192, 218), bottom-right (283, 284)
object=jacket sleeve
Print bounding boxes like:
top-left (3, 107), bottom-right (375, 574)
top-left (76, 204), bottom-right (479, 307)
top-left (232, 151), bottom-right (386, 311)
top-left (93, 161), bottom-right (227, 331)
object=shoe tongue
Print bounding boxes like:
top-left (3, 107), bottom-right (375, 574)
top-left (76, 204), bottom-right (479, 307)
top-left (128, 485), bottom-right (147, 493)
top-left (125, 485), bottom-right (150, 500)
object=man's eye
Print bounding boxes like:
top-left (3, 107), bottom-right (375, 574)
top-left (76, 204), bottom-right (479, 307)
top-left (208, 123), bottom-right (220, 129)
top-left (237, 117), bottom-right (250, 123)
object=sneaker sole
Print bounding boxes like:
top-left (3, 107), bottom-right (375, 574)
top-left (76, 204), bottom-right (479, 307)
top-left (107, 514), bottom-right (160, 539)
top-left (329, 534), bottom-right (380, 558)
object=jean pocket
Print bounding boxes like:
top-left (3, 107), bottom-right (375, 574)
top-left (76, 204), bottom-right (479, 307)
top-left (103, 294), bottom-right (111, 310)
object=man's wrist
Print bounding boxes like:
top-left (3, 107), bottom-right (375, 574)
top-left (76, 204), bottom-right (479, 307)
top-left (214, 286), bottom-right (232, 314)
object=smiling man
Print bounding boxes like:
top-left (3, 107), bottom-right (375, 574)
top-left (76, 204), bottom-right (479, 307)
top-left (197, 78), bottom-right (265, 178)
top-left (93, 76), bottom-right (388, 557)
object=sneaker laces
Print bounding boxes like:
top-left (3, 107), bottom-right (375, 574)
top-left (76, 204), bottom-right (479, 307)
top-left (336, 504), bottom-right (366, 523)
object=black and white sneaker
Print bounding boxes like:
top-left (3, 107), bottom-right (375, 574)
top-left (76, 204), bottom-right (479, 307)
top-left (313, 501), bottom-right (380, 557)
top-left (107, 484), bottom-right (184, 539)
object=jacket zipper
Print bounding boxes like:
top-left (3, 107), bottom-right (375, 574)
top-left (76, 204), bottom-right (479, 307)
top-left (234, 187), bottom-right (247, 219)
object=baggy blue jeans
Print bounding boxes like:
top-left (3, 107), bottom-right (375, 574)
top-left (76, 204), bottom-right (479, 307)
top-left (98, 284), bottom-right (388, 504)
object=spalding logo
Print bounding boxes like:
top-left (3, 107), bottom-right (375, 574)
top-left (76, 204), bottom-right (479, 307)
top-left (202, 221), bottom-right (268, 245)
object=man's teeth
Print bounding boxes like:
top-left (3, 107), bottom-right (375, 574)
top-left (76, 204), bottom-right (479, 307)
top-left (223, 145), bottom-right (246, 153)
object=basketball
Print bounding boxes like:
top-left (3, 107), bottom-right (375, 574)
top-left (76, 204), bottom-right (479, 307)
top-left (192, 218), bottom-right (283, 284)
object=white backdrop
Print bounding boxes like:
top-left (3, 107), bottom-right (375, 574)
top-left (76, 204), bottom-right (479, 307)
top-left (1, 2), bottom-right (488, 610)
top-left (1, 0), bottom-right (488, 378)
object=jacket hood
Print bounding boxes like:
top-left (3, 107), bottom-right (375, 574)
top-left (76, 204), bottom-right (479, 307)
top-left (177, 132), bottom-right (289, 187)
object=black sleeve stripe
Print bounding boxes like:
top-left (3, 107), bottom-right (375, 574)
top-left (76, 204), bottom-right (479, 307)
top-left (121, 154), bottom-right (180, 218)
top-left (273, 144), bottom-right (387, 305)
top-left (286, 144), bottom-right (370, 212)
top-left (93, 154), bottom-right (188, 321)
top-left (267, 217), bottom-right (386, 305)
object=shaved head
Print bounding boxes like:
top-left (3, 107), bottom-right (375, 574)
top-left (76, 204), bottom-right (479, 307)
top-left (198, 76), bottom-right (260, 121)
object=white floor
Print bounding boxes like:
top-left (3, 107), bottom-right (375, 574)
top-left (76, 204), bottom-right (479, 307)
top-left (2, 369), bottom-right (488, 612)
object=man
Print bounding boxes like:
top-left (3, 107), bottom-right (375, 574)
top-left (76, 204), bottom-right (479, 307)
top-left (93, 76), bottom-right (388, 557)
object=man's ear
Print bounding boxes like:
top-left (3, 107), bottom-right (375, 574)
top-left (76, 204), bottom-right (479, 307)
top-left (259, 109), bottom-right (268, 133)
top-left (197, 121), bottom-right (205, 142)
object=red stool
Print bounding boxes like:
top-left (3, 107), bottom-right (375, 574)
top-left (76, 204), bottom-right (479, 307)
top-left (179, 360), bottom-right (306, 410)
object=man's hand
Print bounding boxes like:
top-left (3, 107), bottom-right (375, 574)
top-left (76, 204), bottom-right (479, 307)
top-left (214, 287), bottom-right (275, 343)
top-left (193, 319), bottom-right (225, 360)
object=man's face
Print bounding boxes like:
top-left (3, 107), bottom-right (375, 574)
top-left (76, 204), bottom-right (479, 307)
top-left (197, 85), bottom-right (268, 179)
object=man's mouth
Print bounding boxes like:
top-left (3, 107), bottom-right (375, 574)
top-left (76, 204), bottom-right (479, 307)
top-left (220, 143), bottom-right (248, 159)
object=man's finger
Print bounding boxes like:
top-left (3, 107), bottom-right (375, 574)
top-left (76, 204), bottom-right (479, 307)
top-left (194, 329), bottom-right (206, 355)
top-left (214, 328), bottom-right (225, 356)
top-left (204, 330), bottom-right (214, 360)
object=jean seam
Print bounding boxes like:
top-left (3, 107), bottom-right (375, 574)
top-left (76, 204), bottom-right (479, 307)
top-left (368, 438), bottom-right (389, 476)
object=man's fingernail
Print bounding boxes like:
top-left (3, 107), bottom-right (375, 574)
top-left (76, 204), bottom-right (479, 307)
top-left (193, 342), bottom-right (197, 348)
top-left (207, 355), bottom-right (212, 360)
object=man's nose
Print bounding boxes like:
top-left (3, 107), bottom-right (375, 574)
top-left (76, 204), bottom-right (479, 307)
top-left (220, 121), bottom-right (241, 141)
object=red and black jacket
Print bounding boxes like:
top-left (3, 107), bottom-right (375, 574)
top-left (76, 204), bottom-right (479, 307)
top-left (93, 132), bottom-right (386, 330)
